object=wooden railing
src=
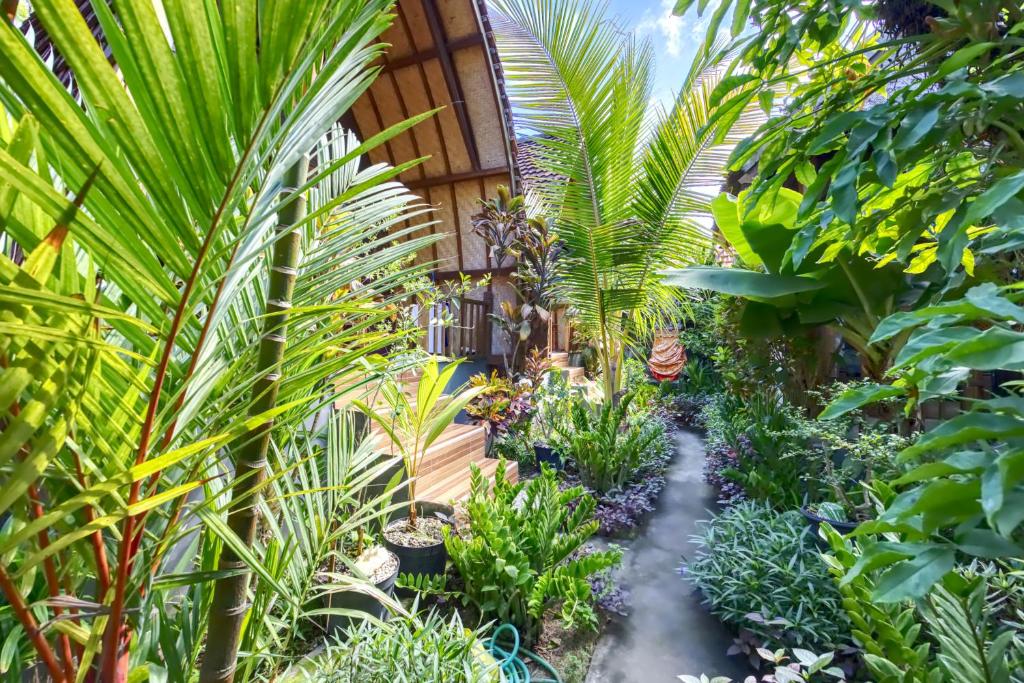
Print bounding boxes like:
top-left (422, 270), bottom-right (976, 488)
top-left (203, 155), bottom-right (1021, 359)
top-left (547, 305), bottom-right (570, 353)
top-left (419, 297), bottom-right (491, 359)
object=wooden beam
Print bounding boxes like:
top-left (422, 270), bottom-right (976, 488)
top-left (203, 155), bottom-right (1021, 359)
top-left (406, 166), bottom-right (508, 190)
top-left (382, 34), bottom-right (484, 73)
top-left (421, 0), bottom-right (482, 171)
top-left (433, 266), bottom-right (516, 280)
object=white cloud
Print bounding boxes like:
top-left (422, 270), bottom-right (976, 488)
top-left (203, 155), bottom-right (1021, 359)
top-left (636, 0), bottom-right (686, 57)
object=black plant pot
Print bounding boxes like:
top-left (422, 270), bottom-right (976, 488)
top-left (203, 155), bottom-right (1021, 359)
top-left (384, 504), bottom-right (454, 597)
top-left (534, 444), bottom-right (562, 471)
top-left (801, 506), bottom-right (859, 547)
top-left (322, 551), bottom-right (399, 638)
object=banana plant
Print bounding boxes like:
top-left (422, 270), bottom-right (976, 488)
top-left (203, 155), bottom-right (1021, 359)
top-left (664, 186), bottom-right (918, 381)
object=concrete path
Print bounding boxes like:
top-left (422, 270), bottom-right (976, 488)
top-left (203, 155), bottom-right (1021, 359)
top-left (586, 430), bottom-right (751, 683)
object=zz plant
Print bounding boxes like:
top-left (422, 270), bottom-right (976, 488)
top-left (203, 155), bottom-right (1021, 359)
top-left (559, 391), bottom-right (664, 494)
top-left (443, 460), bottom-right (621, 644)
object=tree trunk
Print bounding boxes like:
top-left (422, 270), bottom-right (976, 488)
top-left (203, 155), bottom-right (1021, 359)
top-left (198, 157), bottom-right (308, 683)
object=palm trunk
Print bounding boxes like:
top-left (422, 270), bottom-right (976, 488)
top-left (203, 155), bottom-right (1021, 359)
top-left (199, 157), bottom-right (308, 683)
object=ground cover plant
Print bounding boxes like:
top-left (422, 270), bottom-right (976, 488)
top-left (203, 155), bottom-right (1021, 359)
top-left (297, 612), bottom-right (495, 683)
top-left (684, 501), bottom-right (852, 653)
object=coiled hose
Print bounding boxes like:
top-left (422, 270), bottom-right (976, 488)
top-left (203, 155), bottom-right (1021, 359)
top-left (484, 623), bottom-right (562, 683)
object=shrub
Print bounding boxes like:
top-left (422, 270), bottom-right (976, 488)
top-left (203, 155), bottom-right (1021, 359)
top-left (444, 461), bottom-right (622, 644)
top-left (703, 439), bottom-right (746, 507)
top-left (684, 501), bottom-right (851, 652)
top-left (301, 612), bottom-right (495, 682)
top-left (559, 392), bottom-right (664, 494)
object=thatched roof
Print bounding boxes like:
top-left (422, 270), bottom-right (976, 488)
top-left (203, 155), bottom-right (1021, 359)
top-left (349, 0), bottom-right (520, 276)
top-left (18, 0), bottom-right (519, 278)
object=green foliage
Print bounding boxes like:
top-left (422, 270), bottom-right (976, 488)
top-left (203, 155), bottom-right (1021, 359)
top-left (297, 612), bottom-right (496, 683)
top-left (559, 392), bottom-right (665, 494)
top-left (492, 0), bottom-right (767, 400)
top-left (0, 2), bottom-right (439, 675)
top-left (444, 461), bottom-right (621, 644)
top-left (821, 525), bottom-right (941, 683)
top-left (826, 283), bottom-right (1024, 601)
top-left (685, 501), bottom-right (851, 652)
top-left (356, 358), bottom-right (487, 526)
top-left (920, 581), bottom-right (1015, 683)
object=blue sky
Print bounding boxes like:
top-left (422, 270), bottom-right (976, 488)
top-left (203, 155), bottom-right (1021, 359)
top-left (607, 0), bottom-right (713, 110)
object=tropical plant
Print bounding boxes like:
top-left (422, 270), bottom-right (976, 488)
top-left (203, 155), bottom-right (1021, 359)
top-left (355, 358), bottom-right (486, 529)
top-left (684, 501), bottom-right (851, 652)
top-left (443, 460), bottom-right (622, 644)
top-left (464, 370), bottom-right (532, 440)
top-left (212, 412), bottom-right (406, 682)
top-left (491, 0), bottom-right (766, 401)
top-left (664, 186), bottom-right (918, 383)
top-left (0, 2), bottom-right (439, 680)
top-left (471, 184), bottom-right (526, 270)
top-left (559, 391), bottom-right (664, 494)
top-left (820, 281), bottom-right (1024, 602)
top-left (293, 611), bottom-right (497, 683)
top-left (820, 525), bottom-right (941, 683)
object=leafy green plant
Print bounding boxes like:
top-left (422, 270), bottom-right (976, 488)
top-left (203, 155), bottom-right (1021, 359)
top-left (820, 525), bottom-right (941, 683)
top-left (921, 581), bottom-right (1016, 683)
top-left (823, 282), bottom-right (1024, 602)
top-left (355, 358), bottom-right (486, 529)
top-left (684, 501), bottom-right (851, 652)
top-left (0, 3), bottom-right (438, 678)
top-left (492, 0), bottom-right (766, 401)
top-left (443, 460), bottom-right (621, 644)
top-left (294, 611), bottom-right (497, 683)
top-left (559, 392), bottom-right (664, 494)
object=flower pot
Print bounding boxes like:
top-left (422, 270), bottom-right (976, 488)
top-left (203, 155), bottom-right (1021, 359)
top-left (534, 444), bottom-right (562, 470)
top-left (383, 506), bottom-right (453, 596)
top-left (322, 549), bottom-right (400, 638)
top-left (800, 506), bottom-right (858, 546)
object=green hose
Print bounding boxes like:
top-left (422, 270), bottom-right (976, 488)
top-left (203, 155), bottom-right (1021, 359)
top-left (484, 623), bottom-right (562, 683)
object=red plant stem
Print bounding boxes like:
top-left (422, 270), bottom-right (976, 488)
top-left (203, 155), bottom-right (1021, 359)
top-left (74, 452), bottom-right (110, 598)
top-left (0, 565), bottom-right (65, 682)
top-left (130, 247), bottom-right (241, 578)
top-left (9, 396), bottom-right (75, 681)
top-left (62, 573), bottom-right (85, 664)
top-left (100, 106), bottom-right (272, 681)
top-left (27, 485), bottom-right (76, 681)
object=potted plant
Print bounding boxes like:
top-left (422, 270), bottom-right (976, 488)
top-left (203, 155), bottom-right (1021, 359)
top-left (530, 390), bottom-right (562, 470)
top-left (315, 413), bottom-right (405, 637)
top-left (355, 358), bottom-right (487, 584)
top-left (464, 370), bottom-right (531, 454)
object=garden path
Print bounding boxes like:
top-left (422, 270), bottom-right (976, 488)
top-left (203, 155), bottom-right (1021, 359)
top-left (586, 430), bottom-right (751, 683)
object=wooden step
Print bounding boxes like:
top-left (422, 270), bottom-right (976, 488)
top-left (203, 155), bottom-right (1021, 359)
top-left (562, 366), bottom-right (585, 384)
top-left (368, 422), bottom-right (484, 476)
top-left (549, 352), bottom-right (569, 369)
top-left (419, 458), bottom-right (519, 504)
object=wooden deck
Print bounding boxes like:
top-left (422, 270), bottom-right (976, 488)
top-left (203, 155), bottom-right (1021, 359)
top-left (368, 421), bottom-right (518, 503)
top-left (337, 370), bottom-right (516, 504)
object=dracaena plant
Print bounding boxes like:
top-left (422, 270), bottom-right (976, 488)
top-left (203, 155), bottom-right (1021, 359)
top-left (0, 2), bottom-right (441, 680)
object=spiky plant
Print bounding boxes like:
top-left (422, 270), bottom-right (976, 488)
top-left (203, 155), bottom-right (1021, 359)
top-left (491, 0), bottom-right (766, 400)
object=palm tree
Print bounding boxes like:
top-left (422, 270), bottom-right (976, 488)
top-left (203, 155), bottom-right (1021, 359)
top-left (0, 2), bottom-right (440, 681)
top-left (490, 0), bottom-right (765, 400)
